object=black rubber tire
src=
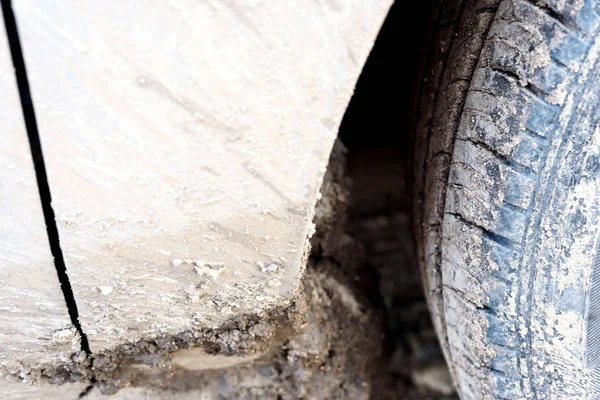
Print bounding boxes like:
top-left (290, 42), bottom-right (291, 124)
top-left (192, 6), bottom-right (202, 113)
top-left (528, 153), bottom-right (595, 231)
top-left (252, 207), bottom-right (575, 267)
top-left (413, 0), bottom-right (600, 398)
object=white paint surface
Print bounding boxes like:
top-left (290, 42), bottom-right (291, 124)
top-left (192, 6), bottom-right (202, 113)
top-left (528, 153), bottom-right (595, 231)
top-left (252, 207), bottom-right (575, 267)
top-left (0, 27), bottom-right (79, 376)
top-left (14, 0), bottom-right (391, 352)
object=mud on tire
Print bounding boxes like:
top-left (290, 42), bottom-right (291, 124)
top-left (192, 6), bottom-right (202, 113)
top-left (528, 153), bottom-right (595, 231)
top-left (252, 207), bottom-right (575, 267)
top-left (413, 0), bottom-right (600, 398)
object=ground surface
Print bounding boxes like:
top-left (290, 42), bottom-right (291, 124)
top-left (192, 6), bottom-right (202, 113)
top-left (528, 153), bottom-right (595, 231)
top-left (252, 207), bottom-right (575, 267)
top-left (346, 148), bottom-right (457, 400)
